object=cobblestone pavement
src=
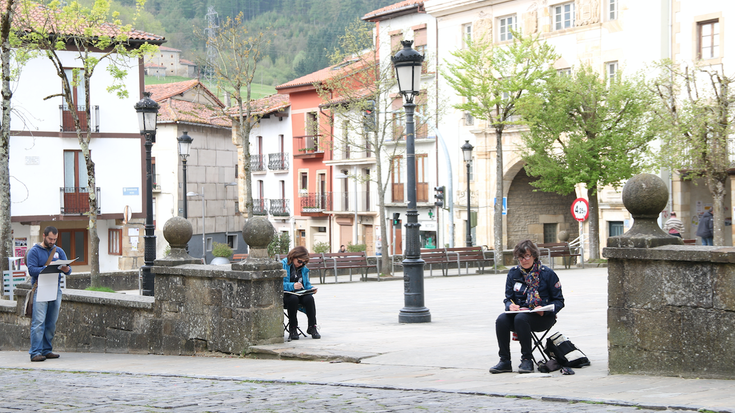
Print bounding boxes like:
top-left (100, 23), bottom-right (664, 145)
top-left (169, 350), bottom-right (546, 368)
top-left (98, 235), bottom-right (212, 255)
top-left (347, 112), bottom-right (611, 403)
top-left (0, 369), bottom-right (696, 412)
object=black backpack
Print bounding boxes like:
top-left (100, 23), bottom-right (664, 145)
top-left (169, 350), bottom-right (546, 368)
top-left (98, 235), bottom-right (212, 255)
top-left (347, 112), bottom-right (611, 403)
top-left (544, 332), bottom-right (590, 368)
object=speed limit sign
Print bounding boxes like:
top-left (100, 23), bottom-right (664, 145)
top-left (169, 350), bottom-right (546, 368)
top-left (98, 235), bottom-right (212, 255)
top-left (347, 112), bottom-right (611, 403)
top-left (571, 198), bottom-right (589, 222)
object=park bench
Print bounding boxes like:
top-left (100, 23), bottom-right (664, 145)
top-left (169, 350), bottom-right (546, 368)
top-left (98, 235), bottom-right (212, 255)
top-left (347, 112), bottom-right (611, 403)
top-left (230, 253), bottom-right (248, 263)
top-left (421, 248), bottom-right (451, 276)
top-left (275, 253), bottom-right (329, 284)
top-left (445, 246), bottom-right (497, 274)
top-left (537, 242), bottom-right (582, 269)
top-left (322, 251), bottom-right (379, 282)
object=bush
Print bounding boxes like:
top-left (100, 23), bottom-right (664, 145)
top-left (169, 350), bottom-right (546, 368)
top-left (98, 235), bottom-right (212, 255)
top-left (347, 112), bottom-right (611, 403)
top-left (346, 243), bottom-right (366, 252)
top-left (312, 241), bottom-right (330, 254)
top-left (212, 242), bottom-right (233, 258)
top-left (267, 231), bottom-right (291, 258)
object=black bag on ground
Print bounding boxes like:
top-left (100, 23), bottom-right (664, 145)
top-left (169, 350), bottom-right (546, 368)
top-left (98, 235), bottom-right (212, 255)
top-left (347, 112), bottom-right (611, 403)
top-left (545, 332), bottom-right (590, 368)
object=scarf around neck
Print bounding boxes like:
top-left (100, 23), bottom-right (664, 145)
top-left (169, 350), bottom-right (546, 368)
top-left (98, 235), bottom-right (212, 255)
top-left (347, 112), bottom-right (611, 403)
top-left (520, 261), bottom-right (542, 309)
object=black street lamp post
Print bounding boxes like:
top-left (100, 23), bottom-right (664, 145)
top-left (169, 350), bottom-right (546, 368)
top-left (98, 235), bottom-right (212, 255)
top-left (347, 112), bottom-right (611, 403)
top-left (177, 131), bottom-right (193, 218)
top-left (134, 92), bottom-right (159, 297)
top-left (462, 140), bottom-right (474, 247)
top-left (392, 40), bottom-right (431, 323)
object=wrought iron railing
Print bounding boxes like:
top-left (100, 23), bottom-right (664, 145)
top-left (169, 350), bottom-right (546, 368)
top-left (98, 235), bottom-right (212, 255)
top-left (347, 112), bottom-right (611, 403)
top-left (268, 198), bottom-right (290, 216)
top-left (60, 105), bottom-right (99, 132)
top-left (60, 187), bottom-right (101, 214)
top-left (300, 192), bottom-right (332, 212)
top-left (268, 152), bottom-right (289, 170)
top-left (250, 154), bottom-right (266, 172)
top-left (252, 198), bottom-right (267, 215)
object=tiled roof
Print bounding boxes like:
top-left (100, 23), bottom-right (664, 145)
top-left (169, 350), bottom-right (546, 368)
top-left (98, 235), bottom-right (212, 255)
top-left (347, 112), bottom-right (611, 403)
top-left (362, 0), bottom-right (424, 21)
top-left (11, 0), bottom-right (165, 44)
top-left (145, 79), bottom-right (224, 108)
top-left (158, 46), bottom-right (181, 52)
top-left (226, 93), bottom-right (290, 117)
top-left (180, 59), bottom-right (196, 65)
top-left (157, 99), bottom-right (231, 128)
top-left (276, 53), bottom-right (374, 91)
top-left (144, 63), bottom-right (165, 68)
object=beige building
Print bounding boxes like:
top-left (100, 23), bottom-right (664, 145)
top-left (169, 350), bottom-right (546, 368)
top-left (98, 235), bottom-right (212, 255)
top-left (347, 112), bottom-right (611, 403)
top-left (425, 0), bottom-right (673, 256)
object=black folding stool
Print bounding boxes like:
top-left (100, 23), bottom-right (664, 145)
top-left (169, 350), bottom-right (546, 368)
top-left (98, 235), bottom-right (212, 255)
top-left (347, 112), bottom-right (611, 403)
top-left (530, 318), bottom-right (557, 366)
top-left (283, 307), bottom-right (307, 341)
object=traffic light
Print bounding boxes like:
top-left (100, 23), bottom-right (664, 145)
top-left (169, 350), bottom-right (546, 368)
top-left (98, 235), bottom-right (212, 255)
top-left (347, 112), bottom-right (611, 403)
top-left (363, 100), bottom-right (376, 132)
top-left (392, 212), bottom-right (400, 227)
top-left (434, 186), bottom-right (445, 208)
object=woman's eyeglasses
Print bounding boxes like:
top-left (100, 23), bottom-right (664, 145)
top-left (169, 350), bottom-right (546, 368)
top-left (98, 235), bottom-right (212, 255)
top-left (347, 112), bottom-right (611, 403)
top-left (296, 258), bottom-right (309, 265)
top-left (517, 254), bottom-right (533, 261)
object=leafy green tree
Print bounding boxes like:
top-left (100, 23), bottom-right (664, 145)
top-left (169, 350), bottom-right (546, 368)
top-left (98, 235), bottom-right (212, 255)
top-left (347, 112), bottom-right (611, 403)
top-left (16, 0), bottom-right (158, 286)
top-left (194, 12), bottom-right (266, 218)
top-left (443, 31), bottom-right (558, 251)
top-left (0, 0), bottom-right (19, 272)
top-left (518, 64), bottom-right (656, 258)
top-left (649, 61), bottom-right (735, 246)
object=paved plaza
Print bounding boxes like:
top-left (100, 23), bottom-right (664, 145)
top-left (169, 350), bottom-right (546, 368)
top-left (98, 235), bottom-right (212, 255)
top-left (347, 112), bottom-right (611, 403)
top-left (1, 265), bottom-right (734, 412)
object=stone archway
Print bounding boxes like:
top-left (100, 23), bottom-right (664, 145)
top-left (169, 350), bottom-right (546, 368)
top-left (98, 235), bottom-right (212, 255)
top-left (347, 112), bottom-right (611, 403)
top-left (506, 167), bottom-right (578, 249)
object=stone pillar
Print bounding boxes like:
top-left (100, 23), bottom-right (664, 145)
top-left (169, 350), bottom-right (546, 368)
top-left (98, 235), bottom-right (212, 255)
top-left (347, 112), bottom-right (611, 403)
top-left (604, 174), bottom-right (735, 379)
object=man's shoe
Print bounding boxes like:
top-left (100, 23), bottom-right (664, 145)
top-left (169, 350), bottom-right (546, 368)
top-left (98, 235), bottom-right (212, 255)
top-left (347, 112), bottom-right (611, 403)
top-left (489, 360), bottom-right (512, 374)
top-left (518, 359), bottom-right (534, 373)
top-left (307, 325), bottom-right (321, 339)
top-left (289, 329), bottom-right (300, 340)
top-left (44, 352), bottom-right (60, 359)
top-left (31, 355), bottom-right (46, 362)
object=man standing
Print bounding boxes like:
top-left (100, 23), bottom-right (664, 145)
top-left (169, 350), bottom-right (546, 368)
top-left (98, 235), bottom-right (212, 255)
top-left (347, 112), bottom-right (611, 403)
top-left (27, 226), bottom-right (72, 362)
top-left (696, 210), bottom-right (714, 246)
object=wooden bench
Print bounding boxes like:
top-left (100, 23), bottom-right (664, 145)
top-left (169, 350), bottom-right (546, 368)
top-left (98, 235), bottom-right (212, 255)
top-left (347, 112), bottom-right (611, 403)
top-left (322, 251), bottom-right (379, 282)
top-left (445, 246), bottom-right (497, 274)
top-left (421, 248), bottom-right (450, 276)
top-left (276, 253), bottom-right (329, 283)
top-left (537, 242), bottom-right (582, 269)
top-left (230, 253), bottom-right (248, 263)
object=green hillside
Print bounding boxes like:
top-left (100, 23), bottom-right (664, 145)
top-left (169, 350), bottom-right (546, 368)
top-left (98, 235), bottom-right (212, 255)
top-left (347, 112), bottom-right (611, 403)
top-left (145, 75), bottom-right (277, 101)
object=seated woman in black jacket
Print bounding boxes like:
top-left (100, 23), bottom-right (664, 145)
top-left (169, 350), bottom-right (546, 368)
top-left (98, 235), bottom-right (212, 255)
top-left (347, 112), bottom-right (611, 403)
top-left (489, 239), bottom-right (565, 374)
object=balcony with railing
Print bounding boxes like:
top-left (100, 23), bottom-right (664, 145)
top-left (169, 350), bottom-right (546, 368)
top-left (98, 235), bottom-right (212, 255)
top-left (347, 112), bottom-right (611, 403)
top-left (293, 135), bottom-right (324, 159)
top-left (300, 192), bottom-right (332, 215)
top-left (268, 198), bottom-right (290, 216)
top-left (251, 154), bottom-right (267, 173)
top-left (268, 152), bottom-right (289, 171)
top-left (60, 187), bottom-right (101, 215)
top-left (330, 191), bottom-right (373, 213)
top-left (60, 105), bottom-right (99, 132)
top-left (252, 198), bottom-right (267, 215)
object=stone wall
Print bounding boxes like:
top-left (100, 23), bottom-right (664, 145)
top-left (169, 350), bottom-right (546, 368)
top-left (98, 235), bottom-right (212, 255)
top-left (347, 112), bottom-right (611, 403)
top-left (604, 245), bottom-right (735, 379)
top-left (0, 261), bottom-right (284, 355)
top-left (66, 270), bottom-right (139, 290)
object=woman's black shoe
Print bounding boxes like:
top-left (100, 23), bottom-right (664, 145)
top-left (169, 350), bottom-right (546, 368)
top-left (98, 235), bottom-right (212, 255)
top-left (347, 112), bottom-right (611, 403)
top-left (289, 329), bottom-right (300, 340)
top-left (307, 325), bottom-right (321, 339)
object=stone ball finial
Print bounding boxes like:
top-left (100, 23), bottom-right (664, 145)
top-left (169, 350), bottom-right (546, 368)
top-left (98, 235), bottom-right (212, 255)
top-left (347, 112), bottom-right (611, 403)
top-left (607, 173), bottom-right (682, 248)
top-left (242, 217), bottom-right (275, 249)
top-left (558, 230), bottom-right (569, 242)
top-left (163, 216), bottom-right (193, 249)
top-left (622, 173), bottom-right (669, 219)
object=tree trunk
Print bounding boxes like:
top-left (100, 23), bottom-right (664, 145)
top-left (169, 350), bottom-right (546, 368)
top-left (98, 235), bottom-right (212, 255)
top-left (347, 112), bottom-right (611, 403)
top-left (493, 127), bottom-right (503, 252)
top-left (709, 175), bottom-right (727, 246)
top-left (587, 187), bottom-right (600, 260)
top-left (0, 0), bottom-right (14, 273)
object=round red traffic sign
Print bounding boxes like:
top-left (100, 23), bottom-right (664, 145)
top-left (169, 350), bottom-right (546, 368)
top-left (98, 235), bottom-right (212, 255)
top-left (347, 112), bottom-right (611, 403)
top-left (571, 198), bottom-right (589, 222)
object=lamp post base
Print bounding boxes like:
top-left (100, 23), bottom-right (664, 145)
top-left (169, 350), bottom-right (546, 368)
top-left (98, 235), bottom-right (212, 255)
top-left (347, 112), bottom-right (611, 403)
top-left (398, 306), bottom-right (432, 323)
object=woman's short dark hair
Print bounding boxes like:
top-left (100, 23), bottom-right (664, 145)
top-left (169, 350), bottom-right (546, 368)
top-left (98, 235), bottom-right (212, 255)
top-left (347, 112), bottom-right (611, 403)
top-left (513, 239), bottom-right (539, 260)
top-left (287, 246), bottom-right (309, 265)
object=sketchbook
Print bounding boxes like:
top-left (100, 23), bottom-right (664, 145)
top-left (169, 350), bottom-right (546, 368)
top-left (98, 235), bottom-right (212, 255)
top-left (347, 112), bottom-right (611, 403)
top-left (285, 288), bottom-right (317, 296)
top-left (504, 304), bottom-right (555, 314)
top-left (39, 258), bottom-right (78, 274)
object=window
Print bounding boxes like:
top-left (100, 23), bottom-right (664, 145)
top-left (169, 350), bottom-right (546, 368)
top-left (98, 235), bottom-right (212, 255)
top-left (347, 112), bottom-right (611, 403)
top-left (300, 172), bottom-right (308, 191)
top-left (108, 228), bottom-right (122, 256)
top-left (607, 0), bottom-right (618, 21)
top-left (553, 2), bottom-right (575, 30)
top-left (206, 237), bottom-right (213, 252)
top-left (61, 68), bottom-right (88, 131)
top-left (391, 156), bottom-right (404, 203)
top-left (558, 68), bottom-right (572, 76)
top-left (416, 154), bottom-right (428, 202)
top-left (605, 61), bottom-right (618, 83)
top-left (499, 15), bottom-right (516, 42)
top-left (698, 20), bottom-right (720, 60)
top-left (464, 112), bottom-right (474, 126)
top-left (59, 228), bottom-right (88, 265)
top-left (609, 221), bottom-right (625, 237)
top-left (63, 150), bottom-right (90, 214)
top-left (462, 23), bottom-right (472, 48)
top-left (227, 234), bottom-right (238, 249)
top-left (306, 111), bottom-right (318, 136)
top-left (342, 120), bottom-right (350, 159)
top-left (414, 25), bottom-right (428, 73)
top-left (543, 223), bottom-right (558, 244)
